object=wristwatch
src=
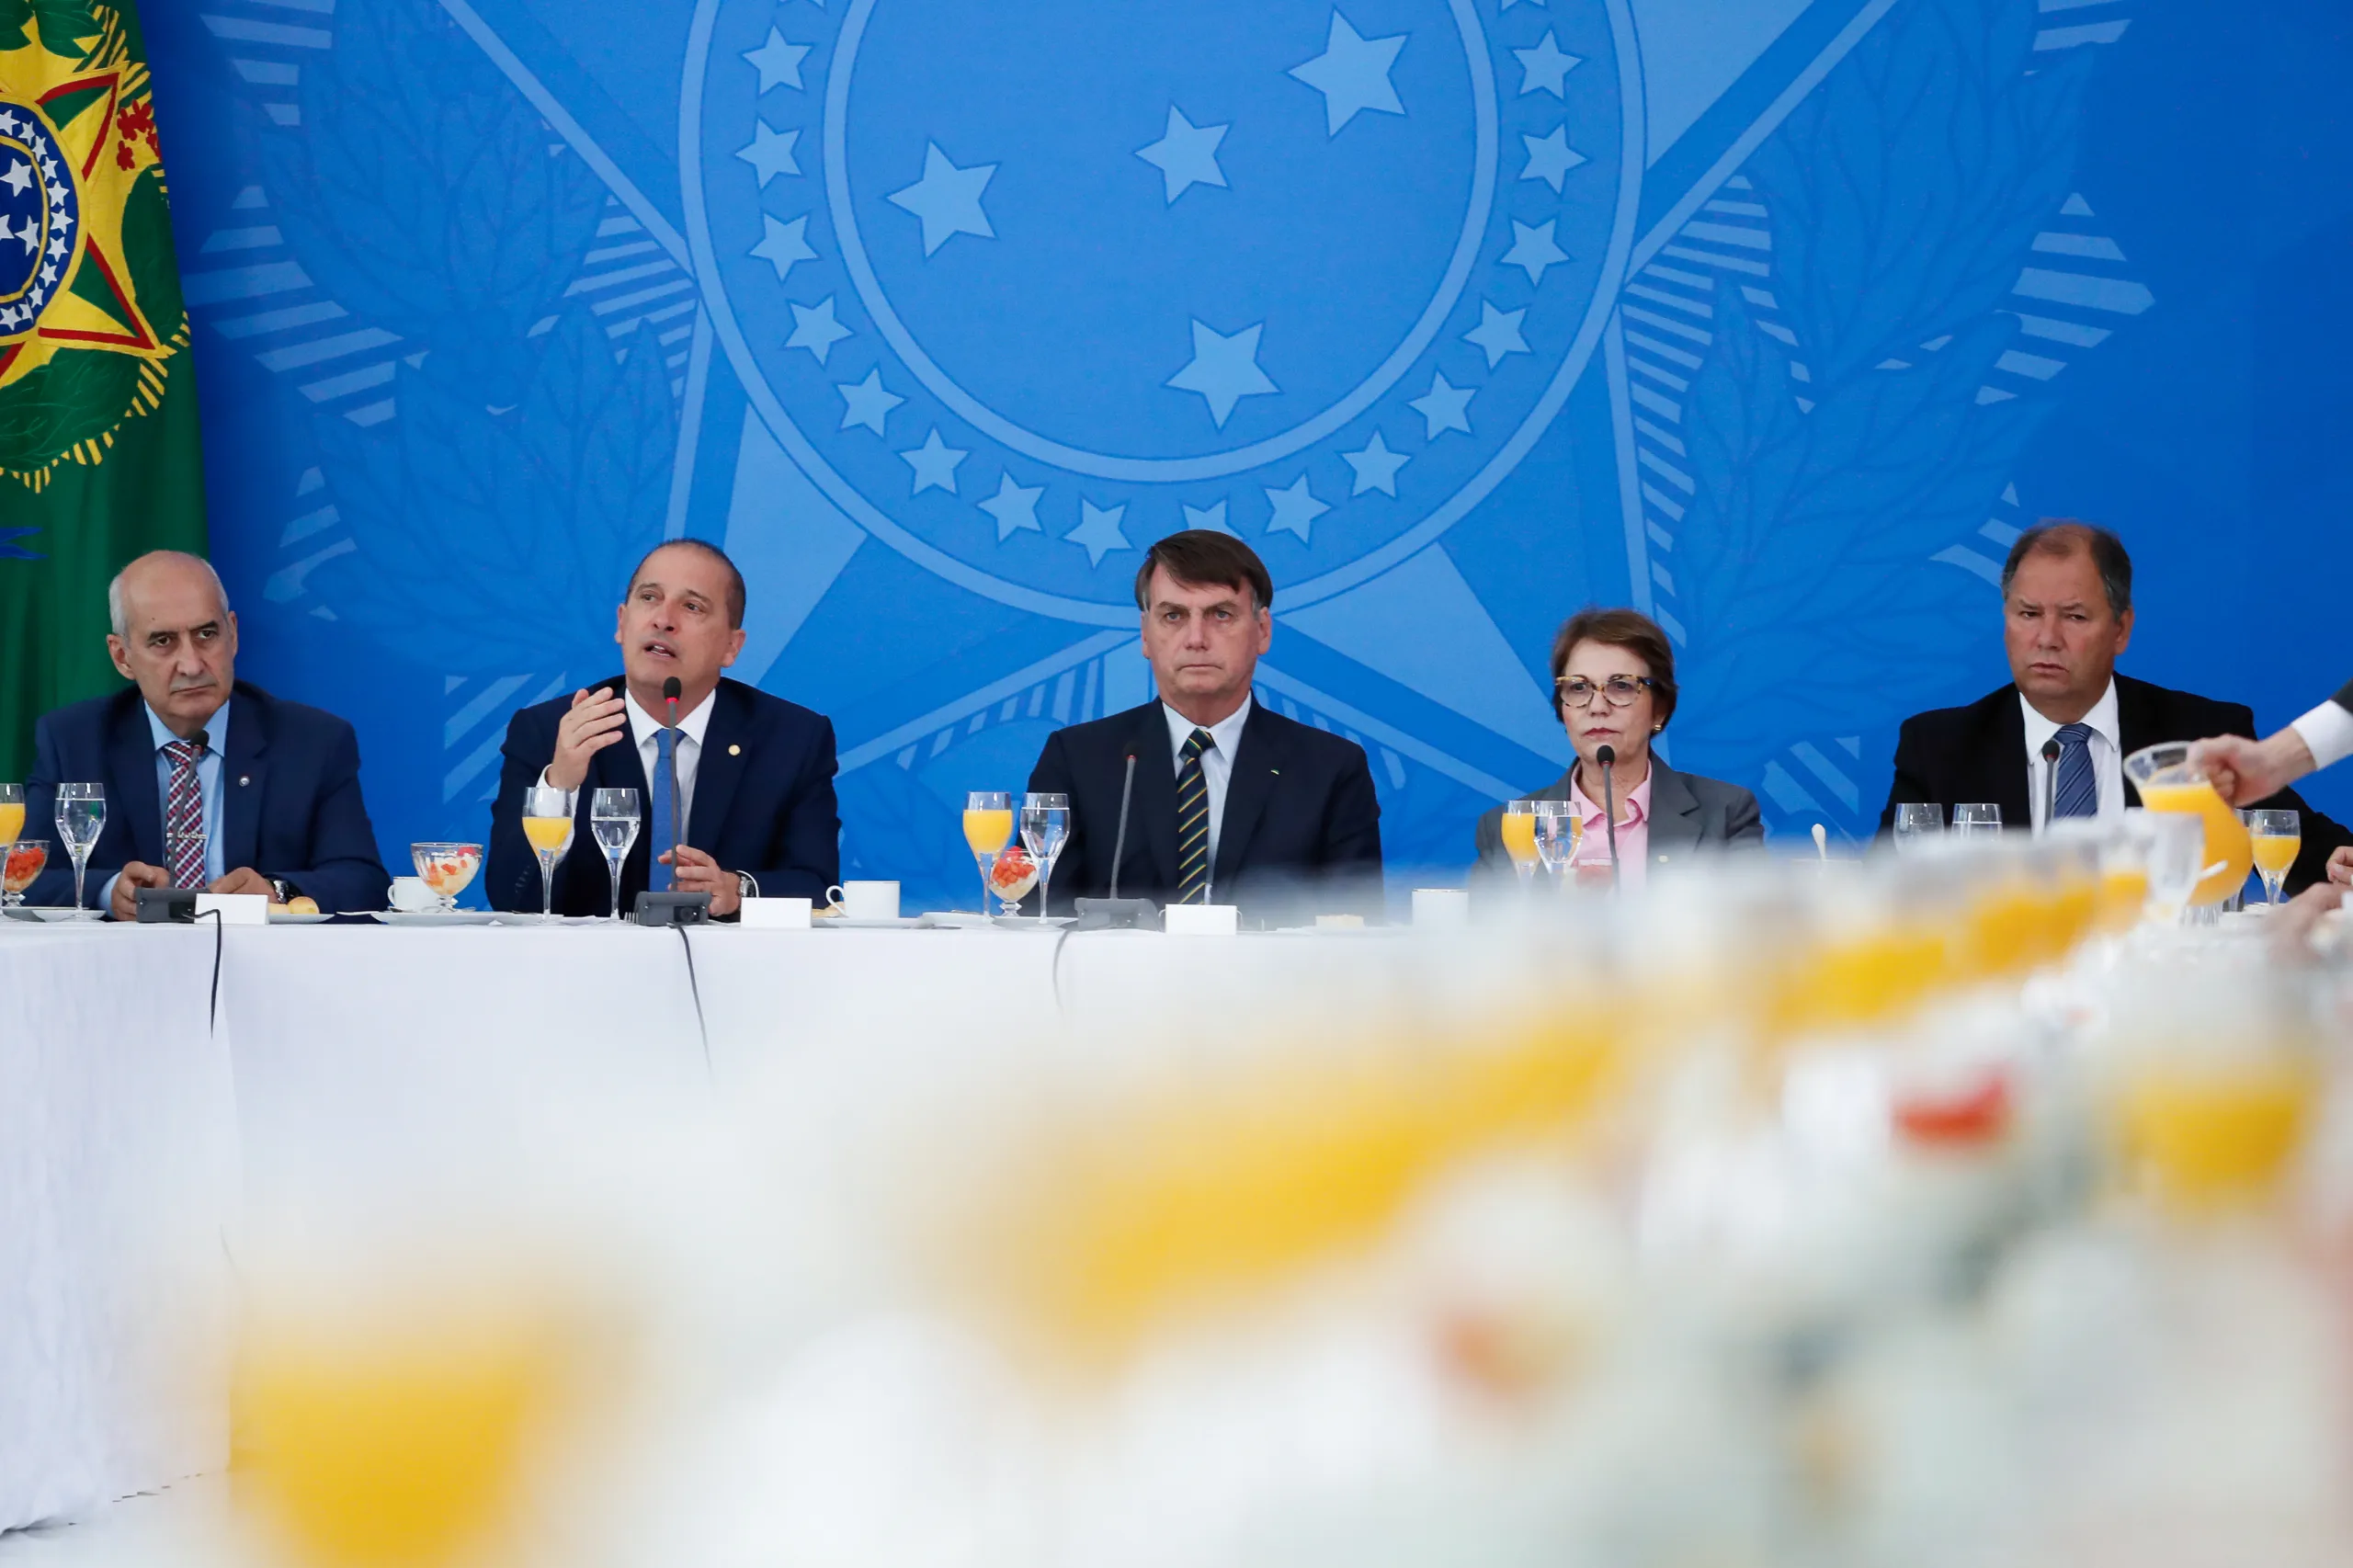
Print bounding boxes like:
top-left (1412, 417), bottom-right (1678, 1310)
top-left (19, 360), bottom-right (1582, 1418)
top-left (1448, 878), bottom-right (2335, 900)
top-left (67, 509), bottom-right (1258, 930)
top-left (269, 878), bottom-right (293, 903)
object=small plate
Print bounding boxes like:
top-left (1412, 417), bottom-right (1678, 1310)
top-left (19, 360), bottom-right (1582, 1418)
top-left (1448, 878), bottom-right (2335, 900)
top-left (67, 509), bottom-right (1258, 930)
top-left (369, 909), bottom-right (506, 926)
top-left (267, 911), bottom-right (336, 925)
top-left (1, 906), bottom-right (106, 923)
top-left (815, 915), bottom-right (924, 928)
top-left (916, 911), bottom-right (995, 929)
top-left (992, 915), bottom-right (1074, 927)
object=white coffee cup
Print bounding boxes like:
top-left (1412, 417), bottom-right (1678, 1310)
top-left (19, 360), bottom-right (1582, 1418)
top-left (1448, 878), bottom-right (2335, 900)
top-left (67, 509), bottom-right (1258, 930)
top-left (825, 880), bottom-right (901, 921)
top-left (388, 876), bottom-right (438, 913)
top-left (1412, 887), bottom-right (1471, 927)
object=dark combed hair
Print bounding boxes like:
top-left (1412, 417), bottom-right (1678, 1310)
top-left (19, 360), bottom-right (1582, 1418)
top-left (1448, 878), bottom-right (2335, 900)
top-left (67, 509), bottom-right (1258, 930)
top-left (1131, 528), bottom-right (1274, 612)
top-left (2000, 519), bottom-right (2131, 619)
top-left (1548, 607), bottom-right (1679, 727)
top-left (628, 538), bottom-right (746, 629)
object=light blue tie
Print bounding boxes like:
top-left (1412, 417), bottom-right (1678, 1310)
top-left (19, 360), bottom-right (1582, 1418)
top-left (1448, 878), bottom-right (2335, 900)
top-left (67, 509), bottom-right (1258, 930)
top-left (2052, 722), bottom-right (2097, 820)
top-left (649, 726), bottom-right (676, 892)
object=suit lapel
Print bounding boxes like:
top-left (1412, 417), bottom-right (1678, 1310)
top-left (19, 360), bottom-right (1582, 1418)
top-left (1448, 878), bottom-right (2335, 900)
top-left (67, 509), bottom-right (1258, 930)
top-left (221, 685), bottom-right (267, 872)
top-left (2113, 675), bottom-right (2158, 806)
top-left (1985, 688), bottom-right (2033, 826)
top-left (106, 694), bottom-right (165, 865)
top-left (685, 681), bottom-right (750, 850)
top-left (1129, 704), bottom-right (1179, 892)
top-left (1211, 700), bottom-right (1283, 889)
top-left (1645, 761), bottom-right (1703, 858)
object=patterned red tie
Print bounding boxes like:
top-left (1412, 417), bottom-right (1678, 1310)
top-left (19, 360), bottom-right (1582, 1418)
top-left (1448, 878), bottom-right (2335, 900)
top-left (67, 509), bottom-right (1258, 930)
top-left (162, 738), bottom-right (207, 889)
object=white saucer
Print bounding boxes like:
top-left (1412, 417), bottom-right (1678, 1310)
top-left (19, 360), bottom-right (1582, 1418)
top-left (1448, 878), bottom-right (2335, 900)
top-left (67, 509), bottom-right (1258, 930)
top-left (267, 911), bottom-right (335, 925)
top-left (369, 909), bottom-right (506, 926)
top-left (1, 906), bottom-right (106, 923)
top-left (815, 915), bottom-right (923, 928)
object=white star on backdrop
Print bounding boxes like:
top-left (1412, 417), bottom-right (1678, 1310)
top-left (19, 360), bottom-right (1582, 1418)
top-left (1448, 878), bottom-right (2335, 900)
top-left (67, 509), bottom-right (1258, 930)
top-left (735, 121), bottom-right (801, 186)
top-left (1066, 500), bottom-right (1131, 565)
top-left (0, 160), bottom-right (29, 198)
top-left (900, 428), bottom-right (968, 494)
top-left (1502, 219), bottom-right (1568, 284)
top-left (1136, 106), bottom-right (1230, 204)
top-left (1408, 370), bottom-right (1473, 438)
top-left (750, 214), bottom-right (815, 281)
top-left (786, 296), bottom-right (851, 363)
top-left (1464, 301), bottom-right (1530, 367)
top-left (980, 473), bottom-right (1043, 540)
top-left (1166, 319), bottom-right (1279, 428)
top-left (1515, 33), bottom-right (1581, 97)
top-left (1342, 431), bottom-right (1408, 496)
top-left (5, 217), bottom-right (31, 256)
top-left (1182, 501), bottom-right (1235, 535)
top-left (889, 143), bottom-right (997, 256)
top-left (1519, 125), bottom-right (1587, 193)
top-left (743, 29), bottom-right (811, 93)
top-left (1263, 474), bottom-right (1329, 540)
top-left (836, 368), bottom-right (903, 435)
top-left (1289, 11), bottom-right (1406, 136)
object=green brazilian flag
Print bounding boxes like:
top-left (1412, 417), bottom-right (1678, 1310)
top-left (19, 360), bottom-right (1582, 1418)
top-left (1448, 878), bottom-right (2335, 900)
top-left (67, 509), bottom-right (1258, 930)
top-left (0, 0), bottom-right (206, 781)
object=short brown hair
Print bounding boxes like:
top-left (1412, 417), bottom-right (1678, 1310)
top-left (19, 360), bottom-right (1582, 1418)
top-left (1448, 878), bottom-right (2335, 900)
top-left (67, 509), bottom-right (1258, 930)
top-left (628, 538), bottom-right (745, 629)
top-left (1548, 608), bottom-right (1678, 726)
top-left (1132, 529), bottom-right (1274, 613)
top-left (2000, 519), bottom-right (2131, 619)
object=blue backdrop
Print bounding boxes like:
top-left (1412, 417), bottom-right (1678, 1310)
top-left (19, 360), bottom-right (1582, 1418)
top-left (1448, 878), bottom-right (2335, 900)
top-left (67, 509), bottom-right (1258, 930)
top-left (138, 0), bottom-right (2353, 909)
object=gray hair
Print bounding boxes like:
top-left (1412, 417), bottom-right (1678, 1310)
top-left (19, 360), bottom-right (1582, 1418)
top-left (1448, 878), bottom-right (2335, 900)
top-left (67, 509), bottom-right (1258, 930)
top-left (2000, 520), bottom-right (2132, 620)
top-left (108, 551), bottom-right (233, 638)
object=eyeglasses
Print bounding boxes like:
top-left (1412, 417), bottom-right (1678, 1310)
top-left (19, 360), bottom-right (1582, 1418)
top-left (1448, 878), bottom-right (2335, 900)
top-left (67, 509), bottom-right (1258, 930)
top-left (1555, 674), bottom-right (1657, 708)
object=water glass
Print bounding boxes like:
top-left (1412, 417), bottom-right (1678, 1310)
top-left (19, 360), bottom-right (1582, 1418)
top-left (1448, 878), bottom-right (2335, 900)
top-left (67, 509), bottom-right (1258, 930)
top-left (1951, 802), bottom-right (2002, 838)
top-left (590, 788), bottom-right (642, 921)
top-left (1019, 791), bottom-right (1070, 921)
top-left (54, 782), bottom-right (105, 912)
top-left (1531, 799), bottom-right (1578, 879)
top-left (1891, 801), bottom-right (1942, 853)
top-left (2138, 811), bottom-right (2203, 925)
top-left (520, 782), bottom-right (574, 921)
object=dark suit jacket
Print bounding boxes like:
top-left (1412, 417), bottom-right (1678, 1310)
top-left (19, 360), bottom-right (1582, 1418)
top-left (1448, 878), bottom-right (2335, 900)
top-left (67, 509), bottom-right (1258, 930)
top-left (1026, 696), bottom-right (1384, 921)
top-left (1472, 758), bottom-right (1763, 881)
top-left (1880, 674), bottom-right (2352, 893)
top-left (22, 679), bottom-right (391, 913)
top-left (486, 676), bottom-right (839, 916)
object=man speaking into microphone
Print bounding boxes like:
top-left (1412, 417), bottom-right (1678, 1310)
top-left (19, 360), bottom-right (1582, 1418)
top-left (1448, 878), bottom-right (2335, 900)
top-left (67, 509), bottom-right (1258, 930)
top-left (1025, 530), bottom-right (1383, 921)
top-left (486, 540), bottom-right (839, 917)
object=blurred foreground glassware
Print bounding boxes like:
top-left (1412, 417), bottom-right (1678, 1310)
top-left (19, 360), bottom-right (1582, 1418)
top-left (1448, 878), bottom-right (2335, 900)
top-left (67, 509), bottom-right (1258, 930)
top-left (2134, 811), bottom-right (2202, 926)
top-left (1020, 791), bottom-right (1069, 921)
top-left (1951, 802), bottom-right (2002, 838)
top-left (411, 843), bottom-right (483, 913)
top-left (54, 782), bottom-right (104, 912)
top-left (520, 784), bottom-right (574, 921)
top-left (2124, 742), bottom-right (2252, 907)
top-left (1891, 801), bottom-right (1943, 852)
top-left (590, 789), bottom-right (641, 921)
top-left (2244, 808), bottom-right (2299, 907)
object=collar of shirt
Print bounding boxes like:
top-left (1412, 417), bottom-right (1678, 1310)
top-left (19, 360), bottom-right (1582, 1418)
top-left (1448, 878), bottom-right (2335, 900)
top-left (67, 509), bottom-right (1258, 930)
top-left (2019, 677), bottom-right (2120, 762)
top-left (145, 696), bottom-right (231, 758)
top-left (626, 686), bottom-right (716, 753)
top-left (1162, 693), bottom-right (1252, 767)
top-left (1568, 764), bottom-right (1650, 834)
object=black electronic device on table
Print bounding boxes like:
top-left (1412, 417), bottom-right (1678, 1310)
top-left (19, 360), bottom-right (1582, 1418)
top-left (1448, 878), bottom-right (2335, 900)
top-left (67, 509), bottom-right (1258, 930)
top-left (634, 890), bottom-right (711, 926)
top-left (135, 887), bottom-right (199, 924)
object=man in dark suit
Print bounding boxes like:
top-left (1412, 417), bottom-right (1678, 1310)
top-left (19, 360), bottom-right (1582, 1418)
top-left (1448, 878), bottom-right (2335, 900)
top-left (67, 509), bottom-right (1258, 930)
top-left (1027, 530), bottom-right (1382, 922)
top-left (486, 540), bottom-right (838, 917)
top-left (1881, 521), bottom-right (2348, 892)
top-left (22, 551), bottom-right (390, 915)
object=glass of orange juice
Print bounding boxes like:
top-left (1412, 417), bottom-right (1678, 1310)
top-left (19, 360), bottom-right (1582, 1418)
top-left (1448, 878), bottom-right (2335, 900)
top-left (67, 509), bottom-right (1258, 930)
top-left (2243, 809), bottom-right (2299, 907)
top-left (1499, 799), bottom-right (1540, 887)
top-left (963, 790), bottom-right (1013, 915)
top-left (520, 783), bottom-right (574, 921)
top-left (2123, 743), bottom-right (2251, 908)
top-left (0, 783), bottom-right (21, 852)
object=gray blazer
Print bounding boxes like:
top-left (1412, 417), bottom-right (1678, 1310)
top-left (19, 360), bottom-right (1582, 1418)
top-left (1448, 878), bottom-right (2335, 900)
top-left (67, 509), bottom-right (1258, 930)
top-left (1472, 757), bottom-right (1764, 880)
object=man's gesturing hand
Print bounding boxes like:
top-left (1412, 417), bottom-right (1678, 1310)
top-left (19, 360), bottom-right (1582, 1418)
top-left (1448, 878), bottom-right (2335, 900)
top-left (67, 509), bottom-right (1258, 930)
top-left (546, 686), bottom-right (628, 792)
top-left (109, 861), bottom-right (170, 921)
top-left (662, 844), bottom-right (741, 917)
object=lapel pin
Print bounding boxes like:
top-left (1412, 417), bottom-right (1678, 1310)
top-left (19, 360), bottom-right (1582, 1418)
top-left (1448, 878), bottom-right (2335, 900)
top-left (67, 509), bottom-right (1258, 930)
top-left (238, 776), bottom-right (251, 787)
top-left (729, 744), bottom-right (741, 756)
top-left (1270, 768), bottom-right (1280, 776)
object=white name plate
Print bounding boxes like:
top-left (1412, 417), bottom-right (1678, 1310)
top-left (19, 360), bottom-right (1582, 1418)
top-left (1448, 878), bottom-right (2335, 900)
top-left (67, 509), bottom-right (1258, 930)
top-left (739, 896), bottom-right (813, 929)
top-left (1164, 903), bottom-right (1239, 937)
top-left (196, 892), bottom-right (268, 926)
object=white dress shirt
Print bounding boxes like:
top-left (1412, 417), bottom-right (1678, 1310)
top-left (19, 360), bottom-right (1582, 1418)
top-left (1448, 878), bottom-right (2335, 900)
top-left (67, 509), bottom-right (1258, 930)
top-left (1164, 695), bottom-right (1252, 868)
top-left (543, 687), bottom-right (716, 837)
top-left (2022, 678), bottom-right (2123, 830)
top-left (2292, 697), bottom-right (2353, 773)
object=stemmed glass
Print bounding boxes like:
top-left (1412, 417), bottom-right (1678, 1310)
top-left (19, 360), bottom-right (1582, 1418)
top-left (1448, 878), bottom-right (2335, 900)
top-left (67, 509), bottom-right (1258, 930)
top-left (1020, 791), bottom-right (1070, 921)
top-left (1892, 802), bottom-right (1943, 853)
top-left (963, 790), bottom-right (1012, 915)
top-left (411, 843), bottom-right (483, 913)
top-left (591, 789), bottom-right (642, 921)
top-left (1500, 799), bottom-right (1540, 887)
top-left (54, 782), bottom-right (105, 914)
top-left (0, 783), bottom-right (22, 856)
top-left (1531, 799), bottom-right (1578, 882)
top-left (520, 782), bottom-right (574, 922)
top-left (2244, 808), bottom-right (2300, 908)
top-left (2138, 811), bottom-right (2203, 926)
top-left (1951, 802), bottom-right (2002, 839)
top-left (2, 838), bottom-right (45, 910)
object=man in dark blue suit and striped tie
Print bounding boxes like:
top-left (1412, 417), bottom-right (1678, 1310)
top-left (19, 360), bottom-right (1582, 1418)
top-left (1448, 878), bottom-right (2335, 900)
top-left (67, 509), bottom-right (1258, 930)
top-left (1880, 521), bottom-right (2349, 892)
top-left (485, 540), bottom-right (839, 917)
top-left (1027, 531), bottom-right (1384, 921)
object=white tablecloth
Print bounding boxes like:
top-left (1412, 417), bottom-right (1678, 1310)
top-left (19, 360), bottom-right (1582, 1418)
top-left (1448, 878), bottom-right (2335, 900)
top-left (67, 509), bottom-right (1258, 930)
top-left (0, 926), bottom-right (234, 1533)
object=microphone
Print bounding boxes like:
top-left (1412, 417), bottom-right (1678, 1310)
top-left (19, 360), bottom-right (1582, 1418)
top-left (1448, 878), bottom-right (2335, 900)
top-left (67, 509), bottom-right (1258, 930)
top-left (1108, 751), bottom-right (1136, 900)
top-left (1596, 744), bottom-right (1620, 889)
top-left (189, 728), bottom-right (210, 752)
top-left (2040, 736), bottom-right (2063, 833)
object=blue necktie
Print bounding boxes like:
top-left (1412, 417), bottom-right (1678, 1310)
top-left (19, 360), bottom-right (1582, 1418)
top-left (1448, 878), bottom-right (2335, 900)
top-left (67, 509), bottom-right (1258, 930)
top-left (2052, 722), bottom-right (2098, 820)
top-left (649, 726), bottom-right (676, 892)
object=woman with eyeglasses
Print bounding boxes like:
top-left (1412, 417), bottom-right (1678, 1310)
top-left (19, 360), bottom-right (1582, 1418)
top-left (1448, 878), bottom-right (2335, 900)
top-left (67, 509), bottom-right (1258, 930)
top-left (1475, 608), bottom-right (1762, 888)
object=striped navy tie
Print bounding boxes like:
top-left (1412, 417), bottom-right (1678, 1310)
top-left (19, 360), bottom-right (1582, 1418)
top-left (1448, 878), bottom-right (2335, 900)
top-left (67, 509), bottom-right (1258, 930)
top-left (1176, 728), bottom-right (1213, 904)
top-left (2052, 721), bottom-right (2098, 820)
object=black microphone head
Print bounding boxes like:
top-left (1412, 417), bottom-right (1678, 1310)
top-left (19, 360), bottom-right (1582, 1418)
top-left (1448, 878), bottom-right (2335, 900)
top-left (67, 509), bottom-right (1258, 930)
top-left (1595, 744), bottom-right (1616, 767)
top-left (662, 676), bottom-right (683, 704)
top-left (189, 728), bottom-right (210, 752)
top-left (2041, 737), bottom-right (2063, 762)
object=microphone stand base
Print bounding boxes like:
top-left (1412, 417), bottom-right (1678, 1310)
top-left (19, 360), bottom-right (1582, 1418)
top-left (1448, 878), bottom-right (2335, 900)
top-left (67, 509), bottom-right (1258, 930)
top-left (633, 891), bottom-right (712, 926)
top-left (1073, 897), bottom-right (1160, 931)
